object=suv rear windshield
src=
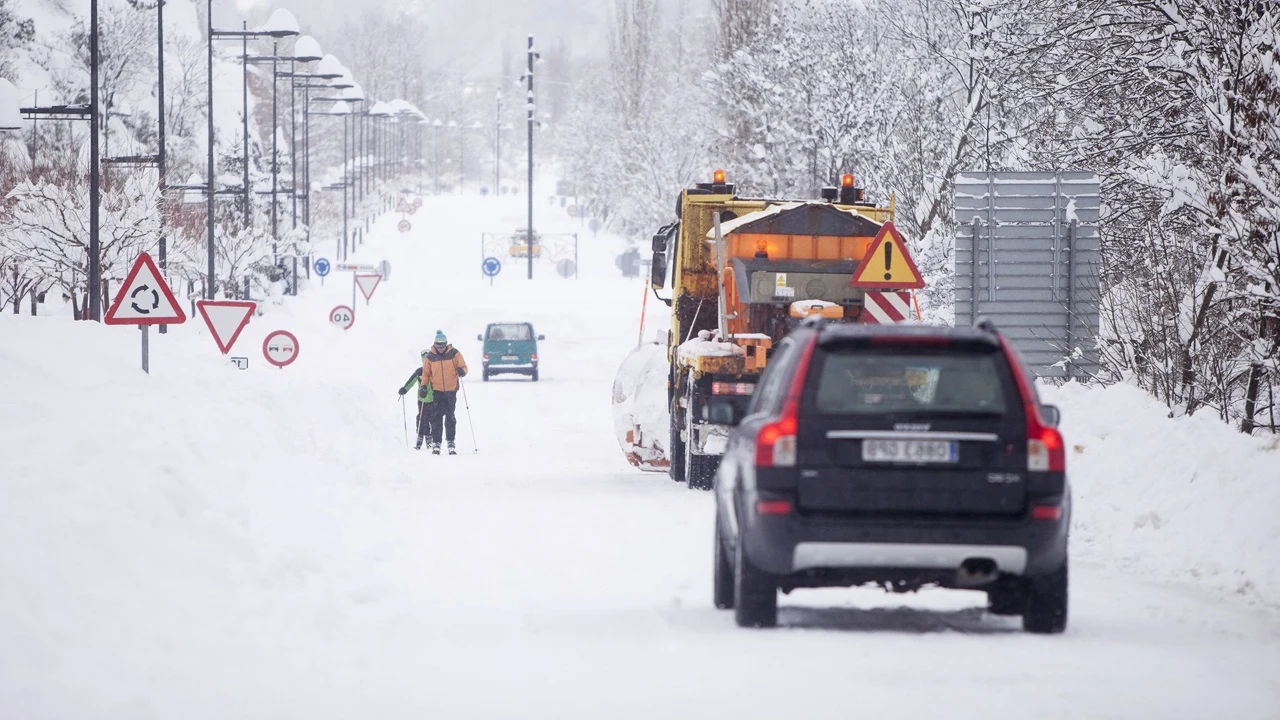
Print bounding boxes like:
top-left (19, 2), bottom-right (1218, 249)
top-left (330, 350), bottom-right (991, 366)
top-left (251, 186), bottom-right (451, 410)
top-left (812, 346), bottom-right (1007, 415)
top-left (487, 324), bottom-right (532, 341)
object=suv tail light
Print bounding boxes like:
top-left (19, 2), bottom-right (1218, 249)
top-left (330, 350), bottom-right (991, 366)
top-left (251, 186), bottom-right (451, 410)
top-left (998, 337), bottom-right (1065, 473)
top-left (756, 335), bottom-right (819, 468)
top-left (1027, 426), bottom-right (1064, 472)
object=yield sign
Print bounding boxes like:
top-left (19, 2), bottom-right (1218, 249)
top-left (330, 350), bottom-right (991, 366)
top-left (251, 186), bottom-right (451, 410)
top-left (104, 252), bottom-right (186, 325)
top-left (196, 300), bottom-right (256, 354)
top-left (355, 273), bottom-right (382, 302)
top-left (850, 221), bottom-right (925, 290)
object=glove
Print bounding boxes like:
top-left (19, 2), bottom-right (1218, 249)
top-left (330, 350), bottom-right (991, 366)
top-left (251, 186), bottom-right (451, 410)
top-left (457, 368), bottom-right (467, 378)
top-left (398, 387), bottom-right (407, 397)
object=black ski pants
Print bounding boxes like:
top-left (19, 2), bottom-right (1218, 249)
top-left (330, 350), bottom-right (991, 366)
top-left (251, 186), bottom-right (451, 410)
top-left (429, 390), bottom-right (458, 445)
top-left (415, 402), bottom-right (435, 444)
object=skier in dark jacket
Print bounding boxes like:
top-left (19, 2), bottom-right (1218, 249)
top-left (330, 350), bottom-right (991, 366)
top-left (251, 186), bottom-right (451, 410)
top-left (398, 350), bottom-right (436, 450)
top-left (421, 330), bottom-right (468, 455)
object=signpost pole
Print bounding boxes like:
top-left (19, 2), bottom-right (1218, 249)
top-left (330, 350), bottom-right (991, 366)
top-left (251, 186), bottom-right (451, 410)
top-left (141, 325), bottom-right (150, 374)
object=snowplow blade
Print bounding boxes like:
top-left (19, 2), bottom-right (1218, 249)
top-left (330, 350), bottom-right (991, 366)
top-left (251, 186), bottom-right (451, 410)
top-left (611, 342), bottom-right (671, 472)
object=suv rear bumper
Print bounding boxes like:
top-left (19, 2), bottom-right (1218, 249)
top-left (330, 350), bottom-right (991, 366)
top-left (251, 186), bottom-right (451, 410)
top-left (739, 500), bottom-right (1068, 580)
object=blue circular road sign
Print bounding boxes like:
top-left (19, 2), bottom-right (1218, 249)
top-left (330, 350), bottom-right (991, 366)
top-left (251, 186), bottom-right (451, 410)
top-left (482, 257), bottom-right (502, 278)
top-left (315, 258), bottom-right (331, 277)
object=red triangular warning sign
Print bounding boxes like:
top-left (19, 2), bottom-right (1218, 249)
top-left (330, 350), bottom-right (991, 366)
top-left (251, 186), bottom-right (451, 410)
top-left (355, 274), bottom-right (381, 302)
top-left (104, 252), bottom-right (187, 325)
top-left (850, 221), bottom-right (925, 290)
top-left (196, 300), bottom-right (256, 354)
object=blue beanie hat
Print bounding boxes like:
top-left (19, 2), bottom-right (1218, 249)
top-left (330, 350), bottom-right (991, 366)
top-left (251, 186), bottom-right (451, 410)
top-left (434, 330), bottom-right (447, 344)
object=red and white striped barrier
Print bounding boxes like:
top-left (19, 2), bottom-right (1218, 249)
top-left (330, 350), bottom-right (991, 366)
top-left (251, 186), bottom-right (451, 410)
top-left (864, 291), bottom-right (912, 324)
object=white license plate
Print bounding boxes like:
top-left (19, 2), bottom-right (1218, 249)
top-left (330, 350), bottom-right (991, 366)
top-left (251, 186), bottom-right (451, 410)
top-left (501, 355), bottom-right (519, 361)
top-left (862, 439), bottom-right (959, 464)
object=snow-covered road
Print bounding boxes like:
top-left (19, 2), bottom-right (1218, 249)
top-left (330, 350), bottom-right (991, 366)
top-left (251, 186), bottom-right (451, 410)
top-left (2, 192), bottom-right (1278, 719)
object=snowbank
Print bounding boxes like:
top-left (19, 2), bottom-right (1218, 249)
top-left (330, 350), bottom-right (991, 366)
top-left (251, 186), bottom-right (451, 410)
top-left (1045, 382), bottom-right (1280, 605)
top-left (611, 342), bottom-right (672, 470)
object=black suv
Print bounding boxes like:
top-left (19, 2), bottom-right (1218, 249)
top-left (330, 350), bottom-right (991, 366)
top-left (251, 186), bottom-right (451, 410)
top-left (709, 319), bottom-right (1069, 633)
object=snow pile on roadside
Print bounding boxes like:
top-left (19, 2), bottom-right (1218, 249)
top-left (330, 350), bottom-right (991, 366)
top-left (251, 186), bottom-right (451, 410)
top-left (610, 341), bottom-right (672, 470)
top-left (0, 314), bottom-right (400, 714)
top-left (1045, 381), bottom-right (1280, 605)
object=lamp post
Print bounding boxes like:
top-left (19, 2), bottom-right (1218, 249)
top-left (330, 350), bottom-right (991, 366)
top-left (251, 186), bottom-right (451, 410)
top-left (2, 4), bottom-right (101, 318)
top-left (245, 38), bottom-right (320, 268)
top-left (310, 94), bottom-right (360, 261)
top-left (206, 4), bottom-right (298, 300)
top-left (526, 34), bottom-right (540, 280)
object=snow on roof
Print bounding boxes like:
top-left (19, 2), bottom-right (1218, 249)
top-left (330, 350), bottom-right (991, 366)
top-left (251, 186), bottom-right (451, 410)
top-left (0, 78), bottom-right (21, 130)
top-left (293, 36), bottom-right (323, 62)
top-left (706, 201), bottom-right (884, 240)
top-left (256, 9), bottom-right (300, 36)
top-left (316, 55), bottom-right (344, 78)
top-left (710, 202), bottom-right (801, 238)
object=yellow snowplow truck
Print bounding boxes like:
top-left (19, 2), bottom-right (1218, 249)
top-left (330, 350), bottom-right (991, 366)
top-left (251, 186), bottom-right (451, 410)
top-left (636, 171), bottom-right (900, 489)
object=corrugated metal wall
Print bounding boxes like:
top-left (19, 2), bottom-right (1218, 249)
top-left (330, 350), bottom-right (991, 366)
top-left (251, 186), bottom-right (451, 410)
top-left (954, 171), bottom-right (1101, 379)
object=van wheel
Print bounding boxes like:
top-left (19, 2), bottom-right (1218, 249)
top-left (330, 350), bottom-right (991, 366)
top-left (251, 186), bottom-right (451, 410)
top-left (1023, 560), bottom-right (1068, 634)
top-left (713, 512), bottom-right (734, 610)
top-left (531, 369), bottom-right (539, 382)
top-left (733, 529), bottom-right (777, 628)
top-left (482, 370), bottom-right (490, 382)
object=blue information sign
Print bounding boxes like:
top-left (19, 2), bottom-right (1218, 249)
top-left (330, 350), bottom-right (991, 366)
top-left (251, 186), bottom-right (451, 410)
top-left (315, 258), bottom-right (331, 277)
top-left (482, 257), bottom-right (502, 278)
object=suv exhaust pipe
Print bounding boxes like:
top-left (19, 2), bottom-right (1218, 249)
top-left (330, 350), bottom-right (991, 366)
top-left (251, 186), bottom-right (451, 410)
top-left (957, 557), bottom-right (999, 587)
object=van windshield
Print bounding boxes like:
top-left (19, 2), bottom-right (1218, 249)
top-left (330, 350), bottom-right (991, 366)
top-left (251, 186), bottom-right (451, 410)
top-left (812, 347), bottom-right (1007, 415)
top-left (488, 324), bottom-right (532, 341)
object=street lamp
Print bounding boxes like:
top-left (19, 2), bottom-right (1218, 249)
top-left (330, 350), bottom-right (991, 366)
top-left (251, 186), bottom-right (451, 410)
top-left (1, 1), bottom-right (102, 318)
top-left (309, 96), bottom-right (358, 261)
top-left (206, 3), bottom-right (299, 300)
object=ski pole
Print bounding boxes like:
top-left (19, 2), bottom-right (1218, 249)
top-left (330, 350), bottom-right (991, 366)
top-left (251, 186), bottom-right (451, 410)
top-left (459, 379), bottom-right (478, 452)
top-left (400, 395), bottom-right (409, 446)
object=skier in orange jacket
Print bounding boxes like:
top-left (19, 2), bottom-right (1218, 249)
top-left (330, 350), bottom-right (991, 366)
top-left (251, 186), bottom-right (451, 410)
top-left (421, 330), bottom-right (469, 455)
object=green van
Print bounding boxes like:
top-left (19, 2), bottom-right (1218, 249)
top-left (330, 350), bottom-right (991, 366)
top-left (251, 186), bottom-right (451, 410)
top-left (479, 322), bottom-right (544, 381)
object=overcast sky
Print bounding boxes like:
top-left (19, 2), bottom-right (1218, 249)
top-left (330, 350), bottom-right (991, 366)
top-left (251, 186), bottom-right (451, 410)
top-left (236, 0), bottom-right (609, 78)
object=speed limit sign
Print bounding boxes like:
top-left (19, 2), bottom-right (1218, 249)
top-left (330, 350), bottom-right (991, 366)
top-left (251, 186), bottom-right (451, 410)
top-left (329, 305), bottom-right (355, 330)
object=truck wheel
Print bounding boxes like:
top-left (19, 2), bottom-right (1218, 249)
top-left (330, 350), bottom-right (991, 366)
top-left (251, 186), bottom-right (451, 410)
top-left (684, 373), bottom-right (716, 490)
top-left (713, 512), bottom-right (734, 610)
top-left (734, 530), bottom-right (777, 628)
top-left (669, 398), bottom-right (687, 484)
top-left (1023, 560), bottom-right (1068, 634)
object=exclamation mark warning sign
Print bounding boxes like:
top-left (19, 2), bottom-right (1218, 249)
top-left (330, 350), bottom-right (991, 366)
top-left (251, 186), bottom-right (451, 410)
top-left (849, 221), bottom-right (925, 289)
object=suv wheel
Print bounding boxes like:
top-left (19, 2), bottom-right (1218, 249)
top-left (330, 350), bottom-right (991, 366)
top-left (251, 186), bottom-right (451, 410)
top-left (733, 529), bottom-right (777, 628)
top-left (1022, 560), bottom-right (1068, 634)
top-left (986, 579), bottom-right (1026, 616)
top-left (713, 512), bottom-right (734, 610)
